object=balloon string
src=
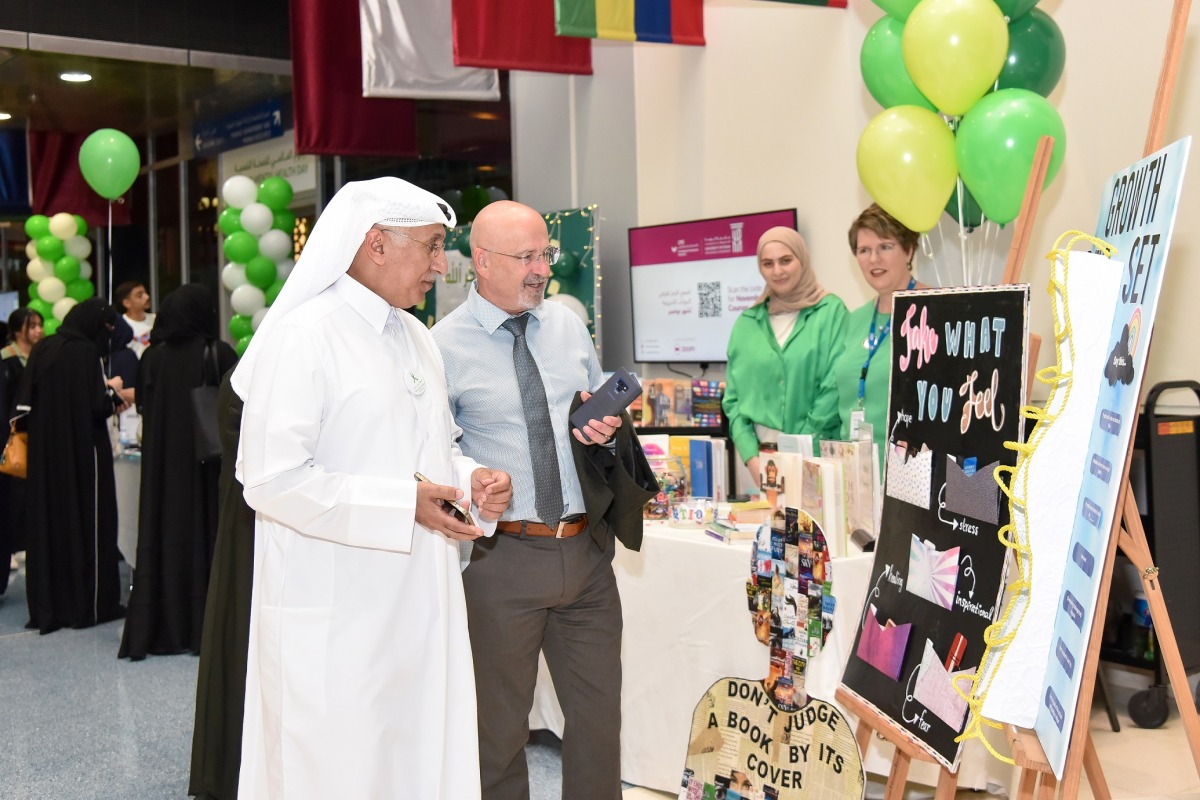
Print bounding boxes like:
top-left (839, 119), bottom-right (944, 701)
top-left (107, 200), bottom-right (114, 305)
top-left (956, 176), bottom-right (968, 286)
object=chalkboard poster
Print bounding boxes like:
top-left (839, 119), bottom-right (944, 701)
top-left (839, 286), bottom-right (1028, 769)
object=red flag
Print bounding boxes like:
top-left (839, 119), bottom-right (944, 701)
top-left (290, 0), bottom-right (419, 157)
top-left (29, 130), bottom-right (132, 228)
top-left (453, 0), bottom-right (592, 75)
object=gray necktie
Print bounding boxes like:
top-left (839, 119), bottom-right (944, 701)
top-left (501, 314), bottom-right (563, 525)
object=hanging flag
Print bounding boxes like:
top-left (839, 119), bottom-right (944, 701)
top-left (360, 0), bottom-right (500, 100)
top-left (554, 0), bottom-right (705, 46)
top-left (291, 0), bottom-right (419, 157)
top-left (453, 0), bottom-right (592, 75)
top-left (757, 0), bottom-right (847, 6)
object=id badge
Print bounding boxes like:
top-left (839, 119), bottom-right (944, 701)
top-left (855, 420), bottom-right (874, 444)
top-left (849, 409), bottom-right (866, 439)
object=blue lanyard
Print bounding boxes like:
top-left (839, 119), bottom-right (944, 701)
top-left (858, 278), bottom-right (915, 406)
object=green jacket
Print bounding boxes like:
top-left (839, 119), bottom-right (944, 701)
top-left (723, 294), bottom-right (848, 463)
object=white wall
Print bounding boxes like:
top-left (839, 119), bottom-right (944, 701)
top-left (514, 0), bottom-right (1200, 400)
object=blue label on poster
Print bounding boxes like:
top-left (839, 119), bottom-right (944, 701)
top-left (1072, 543), bottom-right (1094, 577)
top-left (1055, 638), bottom-right (1075, 678)
top-left (1099, 409), bottom-right (1122, 434)
top-left (1089, 454), bottom-right (1112, 483)
top-left (1062, 590), bottom-right (1084, 631)
top-left (1045, 686), bottom-right (1065, 731)
top-left (1081, 498), bottom-right (1103, 527)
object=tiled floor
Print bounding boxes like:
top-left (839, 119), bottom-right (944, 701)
top-left (4, 559), bottom-right (1198, 799)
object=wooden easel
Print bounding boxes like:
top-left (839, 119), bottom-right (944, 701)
top-left (1004, 0), bottom-right (1200, 796)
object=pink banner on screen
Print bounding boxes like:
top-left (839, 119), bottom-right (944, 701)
top-left (629, 209), bottom-right (796, 266)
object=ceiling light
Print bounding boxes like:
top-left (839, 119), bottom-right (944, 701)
top-left (0, 113), bottom-right (11, 121)
top-left (60, 71), bottom-right (92, 83)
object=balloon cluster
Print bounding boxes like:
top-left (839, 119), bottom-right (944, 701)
top-left (858, 0), bottom-right (1066, 230)
top-left (218, 175), bottom-right (297, 357)
top-left (22, 213), bottom-right (96, 335)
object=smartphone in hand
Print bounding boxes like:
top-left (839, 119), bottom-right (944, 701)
top-left (569, 368), bottom-right (642, 432)
top-left (414, 472), bottom-right (475, 526)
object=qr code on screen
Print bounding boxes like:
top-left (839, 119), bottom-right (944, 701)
top-left (698, 281), bottom-right (722, 318)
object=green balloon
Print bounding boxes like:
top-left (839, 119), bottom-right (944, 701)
top-left (66, 278), bottom-right (96, 302)
top-left (995, 9), bottom-right (1065, 97)
top-left (460, 186), bottom-right (490, 221)
top-left (74, 215), bottom-right (88, 236)
top-left (224, 231), bottom-right (259, 264)
top-left (868, 0), bottom-right (920, 21)
top-left (995, 0), bottom-right (1040, 20)
top-left (218, 207), bottom-right (244, 236)
top-left (265, 279), bottom-right (286, 307)
top-left (43, 317), bottom-right (61, 337)
top-left (861, 16), bottom-right (937, 111)
top-left (54, 255), bottom-right (81, 284)
top-left (25, 215), bottom-right (51, 239)
top-left (258, 177), bottom-right (294, 212)
top-left (229, 314), bottom-right (254, 340)
top-left (28, 281), bottom-right (39, 302)
top-left (36, 235), bottom-right (65, 262)
top-left (272, 209), bottom-right (297, 233)
top-left (551, 248), bottom-right (580, 279)
top-left (956, 88), bottom-right (1066, 225)
top-left (235, 334), bottom-right (253, 357)
top-left (245, 256), bottom-right (277, 290)
top-left (28, 298), bottom-right (53, 319)
top-left (78, 128), bottom-right (141, 200)
top-left (945, 182), bottom-right (986, 229)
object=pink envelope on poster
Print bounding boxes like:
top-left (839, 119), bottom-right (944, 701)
top-left (907, 535), bottom-right (959, 610)
top-left (856, 605), bottom-right (911, 681)
top-left (912, 639), bottom-right (975, 731)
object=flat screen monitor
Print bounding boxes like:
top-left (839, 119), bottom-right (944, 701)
top-left (629, 209), bottom-right (797, 363)
top-left (0, 291), bottom-right (18, 324)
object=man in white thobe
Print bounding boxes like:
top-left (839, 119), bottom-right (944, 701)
top-left (231, 177), bottom-right (511, 799)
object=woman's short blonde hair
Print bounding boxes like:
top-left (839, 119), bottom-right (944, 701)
top-left (847, 203), bottom-right (919, 258)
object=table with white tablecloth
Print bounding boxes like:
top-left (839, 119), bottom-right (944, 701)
top-left (529, 522), bottom-right (1012, 794)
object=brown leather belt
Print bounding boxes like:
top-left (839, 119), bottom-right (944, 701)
top-left (496, 515), bottom-right (588, 539)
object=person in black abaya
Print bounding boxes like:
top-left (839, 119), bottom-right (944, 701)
top-left (18, 298), bottom-right (127, 633)
top-left (189, 371), bottom-right (255, 800)
top-left (119, 284), bottom-right (237, 660)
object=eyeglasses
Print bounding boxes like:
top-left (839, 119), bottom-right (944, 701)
top-left (479, 246), bottom-right (561, 268)
top-left (380, 228), bottom-right (446, 256)
top-left (855, 241), bottom-right (898, 259)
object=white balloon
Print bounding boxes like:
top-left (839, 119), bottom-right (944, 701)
top-left (240, 202), bottom-right (273, 236)
top-left (251, 308), bottom-right (269, 331)
top-left (38, 276), bottom-right (67, 303)
top-left (52, 297), bottom-right (78, 321)
top-left (257, 229), bottom-right (293, 261)
top-left (221, 175), bottom-right (259, 209)
top-left (48, 212), bottom-right (78, 240)
top-left (25, 240), bottom-right (39, 260)
top-left (26, 258), bottom-right (51, 283)
top-left (274, 258), bottom-right (296, 281)
top-left (221, 262), bottom-right (248, 291)
top-left (79, 260), bottom-right (93, 281)
top-left (230, 284), bottom-right (266, 316)
top-left (546, 292), bottom-right (589, 325)
top-left (64, 235), bottom-right (92, 260)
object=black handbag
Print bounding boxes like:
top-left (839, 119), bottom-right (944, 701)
top-left (189, 342), bottom-right (222, 462)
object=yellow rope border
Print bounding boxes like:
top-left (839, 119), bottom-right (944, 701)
top-left (953, 231), bottom-right (1116, 763)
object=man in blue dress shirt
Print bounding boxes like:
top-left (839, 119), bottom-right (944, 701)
top-left (433, 200), bottom-right (627, 800)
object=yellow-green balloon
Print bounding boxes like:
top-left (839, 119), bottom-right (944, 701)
top-left (903, 0), bottom-right (1009, 116)
top-left (235, 334), bottom-right (253, 357)
top-left (861, 16), bottom-right (936, 111)
top-left (857, 105), bottom-right (958, 233)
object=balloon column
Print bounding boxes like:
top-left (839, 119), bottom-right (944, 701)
top-left (217, 175), bottom-right (297, 356)
top-left (858, 0), bottom-right (1067, 231)
top-left (22, 213), bottom-right (96, 335)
